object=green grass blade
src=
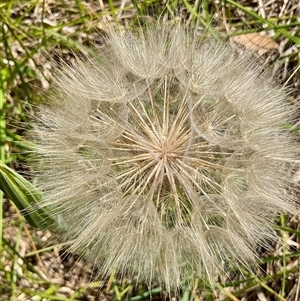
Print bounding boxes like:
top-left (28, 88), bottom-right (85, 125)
top-left (0, 65), bottom-right (7, 251)
top-left (225, 0), bottom-right (300, 44)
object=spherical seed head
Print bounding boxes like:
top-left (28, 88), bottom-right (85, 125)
top-left (30, 24), bottom-right (299, 291)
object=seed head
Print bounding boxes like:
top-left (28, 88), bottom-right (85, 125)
top-left (30, 24), bottom-right (299, 291)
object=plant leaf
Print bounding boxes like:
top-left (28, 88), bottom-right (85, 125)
top-left (0, 160), bottom-right (65, 231)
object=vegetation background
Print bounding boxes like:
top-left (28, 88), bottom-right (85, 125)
top-left (0, 0), bottom-right (299, 300)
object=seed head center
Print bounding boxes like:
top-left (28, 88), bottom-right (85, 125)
top-left (157, 135), bottom-right (177, 162)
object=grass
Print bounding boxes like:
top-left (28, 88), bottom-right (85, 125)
top-left (0, 0), bottom-right (299, 300)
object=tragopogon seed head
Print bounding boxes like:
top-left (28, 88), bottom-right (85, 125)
top-left (30, 24), bottom-right (299, 291)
